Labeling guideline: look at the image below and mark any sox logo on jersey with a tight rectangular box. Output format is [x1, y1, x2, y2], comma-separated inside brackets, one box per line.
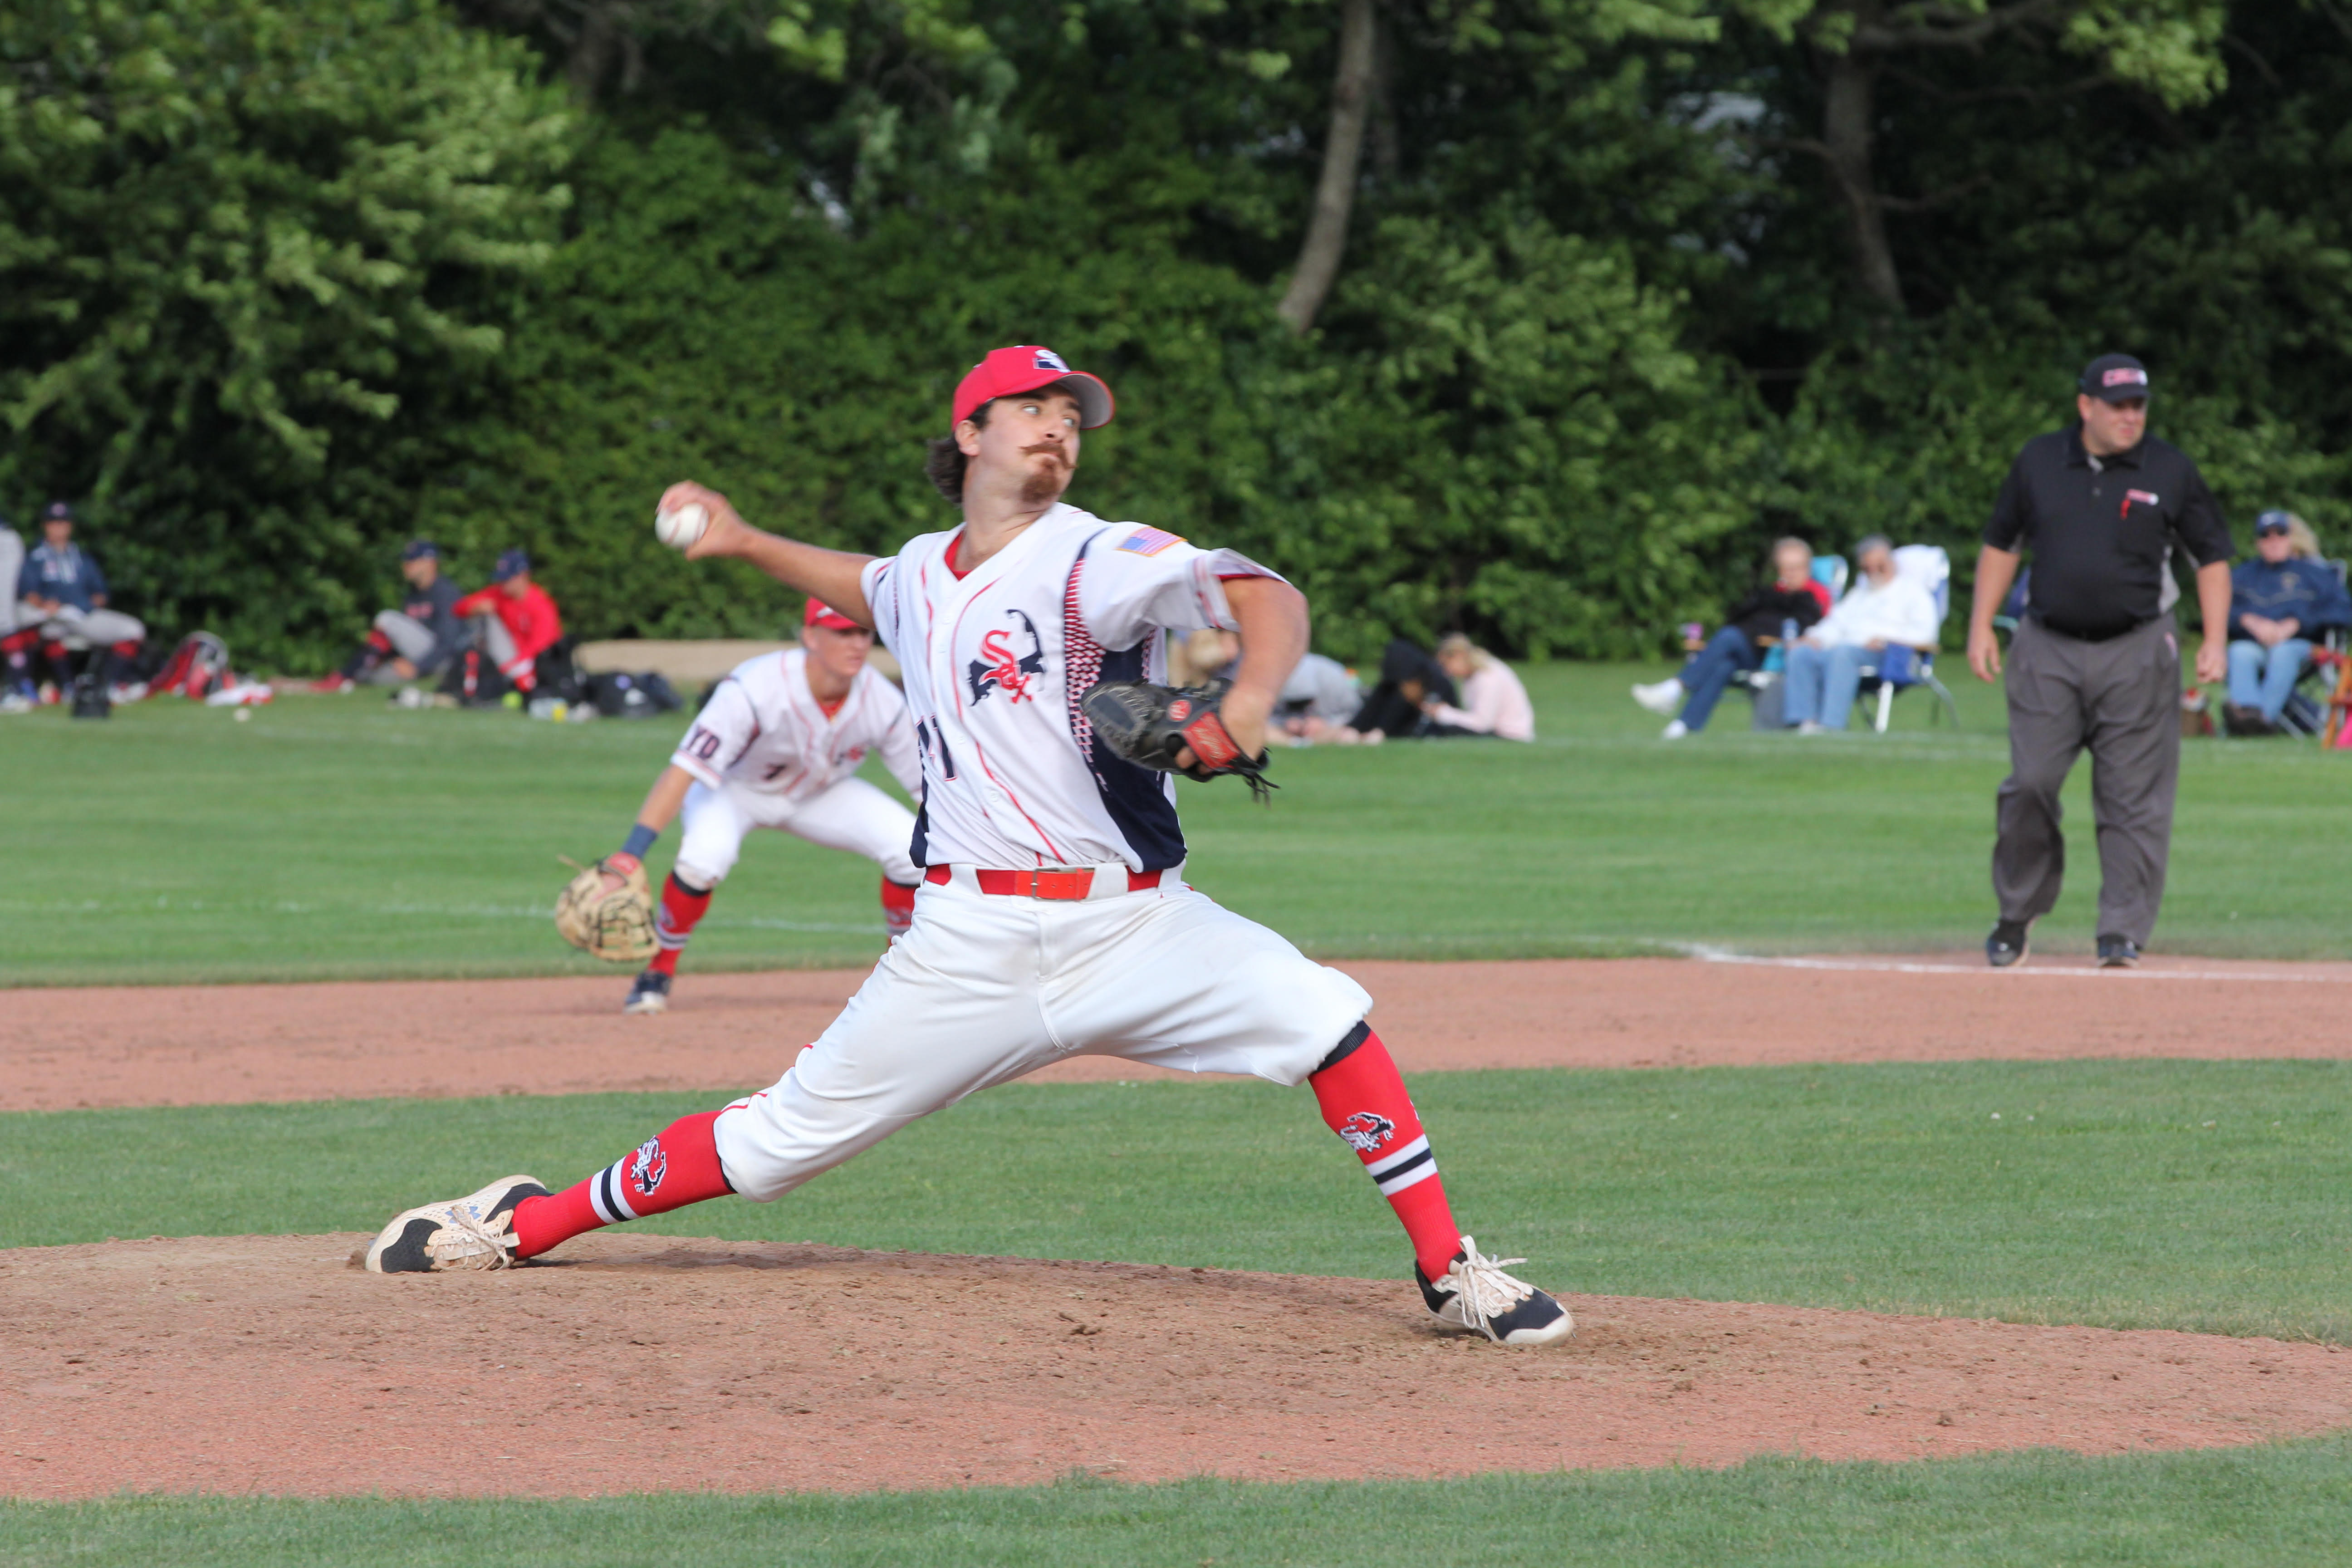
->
[965, 609, 1045, 706]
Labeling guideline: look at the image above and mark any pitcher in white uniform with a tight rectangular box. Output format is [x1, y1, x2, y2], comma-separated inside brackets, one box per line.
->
[606, 597, 921, 1015]
[364, 346, 1573, 1347]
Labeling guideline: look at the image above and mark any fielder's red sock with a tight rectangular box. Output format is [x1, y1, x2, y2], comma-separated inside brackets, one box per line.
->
[1309, 1024, 1461, 1279]
[881, 876, 917, 940]
[648, 872, 713, 977]
[510, 1109, 735, 1259]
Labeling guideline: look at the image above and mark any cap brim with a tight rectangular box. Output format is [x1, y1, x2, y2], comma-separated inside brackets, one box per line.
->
[2087, 387, 2150, 403]
[1046, 372, 1114, 429]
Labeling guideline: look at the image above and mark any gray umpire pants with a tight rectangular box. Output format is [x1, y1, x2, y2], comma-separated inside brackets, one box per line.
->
[1993, 613, 2180, 946]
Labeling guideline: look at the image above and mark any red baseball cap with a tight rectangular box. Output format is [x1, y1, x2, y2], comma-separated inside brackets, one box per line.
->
[804, 598, 860, 631]
[951, 345, 1114, 431]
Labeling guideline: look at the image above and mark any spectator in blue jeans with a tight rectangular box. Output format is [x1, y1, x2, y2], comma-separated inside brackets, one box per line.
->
[2223, 511, 2350, 734]
[1783, 535, 1940, 733]
[1634, 538, 1830, 738]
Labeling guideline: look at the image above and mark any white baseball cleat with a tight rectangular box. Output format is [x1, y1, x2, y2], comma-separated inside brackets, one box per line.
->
[1415, 1237, 1574, 1345]
[622, 970, 671, 1014]
[1631, 678, 1683, 716]
[364, 1175, 548, 1274]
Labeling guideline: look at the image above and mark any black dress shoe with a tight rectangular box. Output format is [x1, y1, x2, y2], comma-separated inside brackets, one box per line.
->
[2096, 935, 2141, 968]
[1986, 920, 2030, 968]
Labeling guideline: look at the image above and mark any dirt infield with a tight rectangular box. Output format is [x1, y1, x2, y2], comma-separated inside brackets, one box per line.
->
[4, 1232, 2347, 1500]
[9, 953, 2352, 1113]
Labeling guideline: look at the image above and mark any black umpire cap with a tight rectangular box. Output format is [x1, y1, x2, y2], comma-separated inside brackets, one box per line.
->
[2079, 353, 2151, 402]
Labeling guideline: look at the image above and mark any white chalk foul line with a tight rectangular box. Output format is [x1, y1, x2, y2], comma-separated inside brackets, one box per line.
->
[1683, 946, 2352, 985]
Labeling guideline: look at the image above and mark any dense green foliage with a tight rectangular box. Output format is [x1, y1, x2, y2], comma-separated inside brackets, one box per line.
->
[9, 1440, 2352, 1566]
[6, 0, 2350, 663]
[8, 663, 2349, 987]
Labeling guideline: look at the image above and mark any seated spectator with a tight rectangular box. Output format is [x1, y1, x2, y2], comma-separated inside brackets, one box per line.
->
[1633, 537, 1831, 739]
[1324, 639, 1460, 744]
[314, 539, 468, 692]
[2224, 510, 2351, 734]
[9, 502, 147, 702]
[1423, 634, 1534, 740]
[1782, 534, 1940, 733]
[452, 549, 562, 698]
[1178, 627, 1367, 744]
[0, 514, 25, 712]
[1278, 651, 1364, 739]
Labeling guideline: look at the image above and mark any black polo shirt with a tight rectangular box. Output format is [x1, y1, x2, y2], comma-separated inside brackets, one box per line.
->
[1984, 426, 2232, 640]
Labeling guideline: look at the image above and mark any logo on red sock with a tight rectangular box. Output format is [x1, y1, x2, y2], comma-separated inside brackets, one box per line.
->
[627, 1136, 668, 1197]
[1337, 1111, 1396, 1153]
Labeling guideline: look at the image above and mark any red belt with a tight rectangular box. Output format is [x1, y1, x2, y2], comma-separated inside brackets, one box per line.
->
[924, 865, 1162, 900]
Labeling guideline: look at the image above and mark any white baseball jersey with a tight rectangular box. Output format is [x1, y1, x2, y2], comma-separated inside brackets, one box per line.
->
[858, 502, 1280, 872]
[670, 648, 921, 806]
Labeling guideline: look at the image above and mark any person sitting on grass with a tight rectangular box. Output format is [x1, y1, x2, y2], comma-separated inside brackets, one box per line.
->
[1783, 535, 1940, 734]
[1634, 537, 1832, 739]
[2222, 511, 2350, 735]
[1422, 633, 1534, 740]
[312, 539, 467, 693]
[452, 549, 562, 700]
[1311, 639, 1460, 745]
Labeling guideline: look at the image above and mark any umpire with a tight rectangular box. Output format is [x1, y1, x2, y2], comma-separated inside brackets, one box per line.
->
[1965, 353, 2233, 970]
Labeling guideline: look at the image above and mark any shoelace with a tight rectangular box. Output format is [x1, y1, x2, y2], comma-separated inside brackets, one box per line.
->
[432, 1201, 518, 1271]
[1445, 1235, 1536, 1341]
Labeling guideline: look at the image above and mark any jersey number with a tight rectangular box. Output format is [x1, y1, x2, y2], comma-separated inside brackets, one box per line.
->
[683, 725, 723, 762]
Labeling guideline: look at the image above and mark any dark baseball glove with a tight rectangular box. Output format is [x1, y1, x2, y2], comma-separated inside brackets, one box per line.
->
[1080, 678, 1277, 801]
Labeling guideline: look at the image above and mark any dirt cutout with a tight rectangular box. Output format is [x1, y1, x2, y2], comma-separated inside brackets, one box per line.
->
[3, 1234, 2347, 1499]
[10, 954, 2352, 1113]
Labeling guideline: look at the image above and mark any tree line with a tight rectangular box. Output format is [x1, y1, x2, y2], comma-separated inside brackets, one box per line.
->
[5, 0, 2346, 666]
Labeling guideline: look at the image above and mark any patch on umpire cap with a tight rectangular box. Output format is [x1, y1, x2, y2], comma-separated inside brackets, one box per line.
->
[1034, 348, 1070, 372]
[2103, 367, 2149, 389]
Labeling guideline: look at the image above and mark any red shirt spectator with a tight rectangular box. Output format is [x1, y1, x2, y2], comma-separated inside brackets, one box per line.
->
[454, 549, 562, 689]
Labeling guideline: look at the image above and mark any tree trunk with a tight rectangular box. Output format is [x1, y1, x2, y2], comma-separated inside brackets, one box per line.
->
[1819, 45, 1904, 311]
[1276, 0, 1378, 334]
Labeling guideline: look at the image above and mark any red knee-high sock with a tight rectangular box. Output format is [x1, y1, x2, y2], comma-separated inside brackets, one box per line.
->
[1309, 1024, 1461, 1279]
[880, 876, 917, 940]
[648, 872, 713, 976]
[510, 1109, 735, 1259]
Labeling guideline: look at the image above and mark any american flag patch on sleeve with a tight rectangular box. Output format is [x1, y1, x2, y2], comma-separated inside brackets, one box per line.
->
[1117, 526, 1185, 557]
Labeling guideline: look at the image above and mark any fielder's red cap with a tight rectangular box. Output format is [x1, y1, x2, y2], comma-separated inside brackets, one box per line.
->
[804, 598, 860, 631]
[951, 345, 1115, 431]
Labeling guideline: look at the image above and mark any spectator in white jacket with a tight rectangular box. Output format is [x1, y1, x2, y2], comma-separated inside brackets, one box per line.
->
[1783, 536, 1940, 733]
[1426, 634, 1535, 740]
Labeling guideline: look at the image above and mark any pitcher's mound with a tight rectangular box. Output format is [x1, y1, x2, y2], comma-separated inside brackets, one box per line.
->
[4, 1234, 2347, 1499]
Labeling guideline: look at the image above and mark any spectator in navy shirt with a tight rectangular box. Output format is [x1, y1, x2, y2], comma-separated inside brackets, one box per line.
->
[10, 501, 147, 698]
[2223, 511, 2351, 734]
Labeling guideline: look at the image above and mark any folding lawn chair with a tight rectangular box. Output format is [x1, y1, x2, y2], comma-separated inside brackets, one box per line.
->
[2278, 558, 2351, 740]
[1852, 544, 1960, 732]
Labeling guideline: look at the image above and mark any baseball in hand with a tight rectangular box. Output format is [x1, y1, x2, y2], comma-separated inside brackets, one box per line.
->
[654, 501, 709, 551]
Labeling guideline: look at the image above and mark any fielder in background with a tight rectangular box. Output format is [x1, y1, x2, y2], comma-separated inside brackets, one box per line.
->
[365, 342, 1573, 1347]
[608, 597, 922, 1015]
[8, 502, 147, 702]
[312, 539, 467, 692]
[451, 549, 562, 698]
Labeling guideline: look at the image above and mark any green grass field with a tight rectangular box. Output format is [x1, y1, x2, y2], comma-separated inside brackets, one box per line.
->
[7, 1060, 2349, 1340]
[8, 658, 2352, 1564]
[3, 661, 2345, 986]
[8, 1441, 2352, 1567]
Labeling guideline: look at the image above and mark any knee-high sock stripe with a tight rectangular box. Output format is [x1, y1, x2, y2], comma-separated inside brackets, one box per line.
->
[650, 873, 714, 977]
[511, 1109, 735, 1259]
[1308, 1027, 1462, 1279]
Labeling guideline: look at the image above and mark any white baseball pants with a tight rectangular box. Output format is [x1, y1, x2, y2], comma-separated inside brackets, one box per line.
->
[19, 604, 146, 647]
[711, 868, 1373, 1201]
[674, 776, 920, 889]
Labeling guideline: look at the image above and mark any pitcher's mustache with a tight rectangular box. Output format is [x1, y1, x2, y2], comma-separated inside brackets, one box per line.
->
[1020, 441, 1070, 466]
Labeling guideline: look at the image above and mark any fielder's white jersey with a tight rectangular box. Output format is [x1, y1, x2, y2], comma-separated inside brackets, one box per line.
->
[670, 648, 921, 806]
[859, 501, 1279, 872]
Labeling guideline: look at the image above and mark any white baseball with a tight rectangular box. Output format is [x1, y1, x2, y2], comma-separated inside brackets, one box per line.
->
[655, 500, 709, 551]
